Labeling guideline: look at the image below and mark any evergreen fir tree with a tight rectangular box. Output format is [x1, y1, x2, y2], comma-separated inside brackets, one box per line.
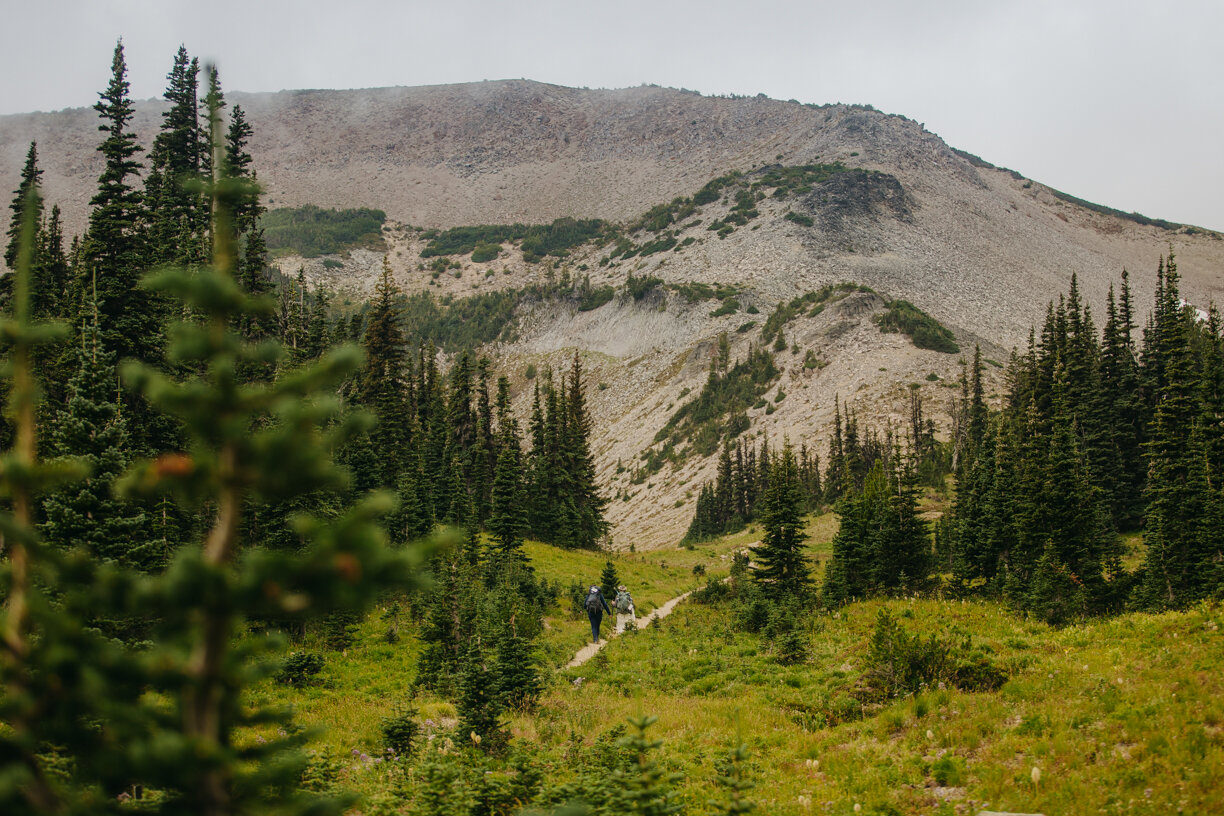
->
[610, 716, 683, 816]
[1139, 256, 1211, 608]
[753, 443, 811, 597]
[600, 560, 620, 601]
[82, 40, 157, 367]
[356, 257, 408, 485]
[488, 420, 528, 564]
[41, 318, 155, 570]
[711, 743, 756, 816]
[563, 352, 609, 548]
[145, 46, 204, 267]
[492, 614, 542, 711]
[4, 141, 43, 271]
[457, 639, 505, 749]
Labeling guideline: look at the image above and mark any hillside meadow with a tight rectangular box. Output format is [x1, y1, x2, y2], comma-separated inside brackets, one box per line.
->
[251, 518, 1222, 816]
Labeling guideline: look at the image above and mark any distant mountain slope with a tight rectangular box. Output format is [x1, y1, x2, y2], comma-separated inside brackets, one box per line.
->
[4, 80, 1223, 546]
[4, 80, 1221, 345]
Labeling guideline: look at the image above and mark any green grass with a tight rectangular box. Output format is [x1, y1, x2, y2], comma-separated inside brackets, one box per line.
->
[547, 596, 1223, 816]
[523, 538, 730, 666]
[255, 521, 1221, 816]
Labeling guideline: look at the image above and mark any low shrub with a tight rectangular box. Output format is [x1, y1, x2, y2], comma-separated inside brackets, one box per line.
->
[578, 285, 615, 311]
[862, 610, 1008, 698]
[380, 709, 420, 757]
[471, 242, 500, 262]
[276, 651, 325, 686]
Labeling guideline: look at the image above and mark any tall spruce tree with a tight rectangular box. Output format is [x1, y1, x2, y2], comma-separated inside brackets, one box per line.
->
[562, 352, 609, 548]
[1139, 256, 1213, 607]
[356, 257, 409, 485]
[145, 46, 204, 267]
[4, 142, 43, 271]
[82, 40, 158, 367]
[41, 318, 156, 570]
[753, 443, 811, 597]
[488, 418, 528, 565]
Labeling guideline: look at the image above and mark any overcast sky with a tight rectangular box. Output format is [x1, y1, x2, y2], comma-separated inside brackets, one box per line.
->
[3, 0, 1222, 230]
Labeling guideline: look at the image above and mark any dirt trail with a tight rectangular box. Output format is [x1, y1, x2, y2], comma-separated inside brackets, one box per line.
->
[565, 590, 695, 669]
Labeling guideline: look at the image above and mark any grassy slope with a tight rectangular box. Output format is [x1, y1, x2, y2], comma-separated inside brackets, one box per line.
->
[267, 519, 1222, 816]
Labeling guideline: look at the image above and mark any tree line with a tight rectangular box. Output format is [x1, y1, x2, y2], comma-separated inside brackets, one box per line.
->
[944, 263, 1224, 620]
[687, 263, 1224, 623]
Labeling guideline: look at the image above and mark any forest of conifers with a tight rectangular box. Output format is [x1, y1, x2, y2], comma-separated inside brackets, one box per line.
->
[0, 42, 612, 814]
[686, 263, 1224, 622]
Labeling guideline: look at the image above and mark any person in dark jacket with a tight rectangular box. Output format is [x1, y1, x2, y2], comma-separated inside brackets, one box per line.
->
[584, 585, 612, 643]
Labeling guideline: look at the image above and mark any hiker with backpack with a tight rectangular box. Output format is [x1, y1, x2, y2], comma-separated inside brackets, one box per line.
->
[614, 584, 636, 634]
[584, 585, 612, 643]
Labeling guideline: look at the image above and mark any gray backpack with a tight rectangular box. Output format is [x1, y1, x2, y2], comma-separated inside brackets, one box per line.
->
[615, 590, 632, 613]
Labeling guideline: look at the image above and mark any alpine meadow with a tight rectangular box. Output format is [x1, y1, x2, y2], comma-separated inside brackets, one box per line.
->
[2, 40, 1224, 816]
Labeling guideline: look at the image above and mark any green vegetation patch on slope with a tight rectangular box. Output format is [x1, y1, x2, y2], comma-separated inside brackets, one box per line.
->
[875, 298, 960, 353]
[649, 345, 779, 464]
[421, 217, 606, 260]
[754, 162, 848, 197]
[669, 281, 739, 303]
[1048, 187, 1183, 231]
[760, 283, 867, 344]
[262, 204, 386, 257]
[400, 289, 524, 351]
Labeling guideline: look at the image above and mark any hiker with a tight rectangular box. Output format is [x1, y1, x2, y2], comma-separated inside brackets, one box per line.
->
[614, 584, 636, 633]
[584, 585, 612, 643]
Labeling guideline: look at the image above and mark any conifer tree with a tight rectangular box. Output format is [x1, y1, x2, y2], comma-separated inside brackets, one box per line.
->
[41, 317, 156, 570]
[1138, 256, 1211, 608]
[4, 141, 42, 271]
[145, 46, 204, 267]
[711, 743, 756, 816]
[754, 443, 811, 597]
[600, 559, 620, 601]
[83, 40, 157, 366]
[492, 613, 543, 711]
[356, 258, 408, 484]
[457, 637, 504, 749]
[305, 284, 331, 359]
[34, 205, 70, 322]
[610, 716, 683, 816]
[488, 420, 528, 564]
[563, 352, 609, 548]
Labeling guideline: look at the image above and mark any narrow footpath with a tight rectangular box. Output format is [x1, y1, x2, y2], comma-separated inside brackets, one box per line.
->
[564, 589, 695, 669]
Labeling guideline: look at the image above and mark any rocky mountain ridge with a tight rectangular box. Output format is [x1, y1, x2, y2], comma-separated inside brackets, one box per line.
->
[3, 80, 1223, 546]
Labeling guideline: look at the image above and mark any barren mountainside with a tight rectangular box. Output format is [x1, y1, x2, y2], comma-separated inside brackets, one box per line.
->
[3, 80, 1223, 546]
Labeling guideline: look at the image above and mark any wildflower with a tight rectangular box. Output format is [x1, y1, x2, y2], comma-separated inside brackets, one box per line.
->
[471, 731, 482, 745]
[1031, 766, 1041, 787]
[926, 729, 934, 740]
